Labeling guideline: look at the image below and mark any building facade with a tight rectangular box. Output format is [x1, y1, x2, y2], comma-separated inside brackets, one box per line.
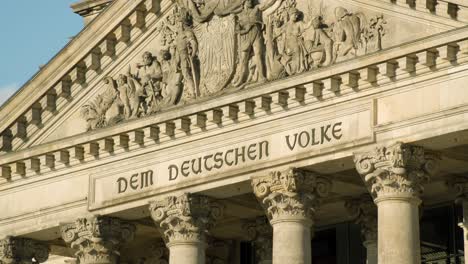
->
[1, 0, 468, 263]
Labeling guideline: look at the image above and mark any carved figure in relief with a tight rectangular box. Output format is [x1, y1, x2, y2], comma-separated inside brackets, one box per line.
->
[173, 12, 199, 101]
[133, 51, 164, 113]
[82, 1, 389, 131]
[280, 7, 314, 75]
[159, 48, 184, 106]
[362, 15, 386, 54]
[331, 7, 367, 62]
[305, 16, 333, 68]
[232, 0, 267, 87]
[81, 78, 123, 131]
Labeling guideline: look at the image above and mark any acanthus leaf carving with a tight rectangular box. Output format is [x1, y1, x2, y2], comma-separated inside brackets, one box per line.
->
[83, 0, 388, 130]
[252, 167, 332, 222]
[60, 216, 136, 264]
[149, 193, 224, 244]
[242, 216, 272, 263]
[354, 142, 440, 198]
[345, 195, 377, 242]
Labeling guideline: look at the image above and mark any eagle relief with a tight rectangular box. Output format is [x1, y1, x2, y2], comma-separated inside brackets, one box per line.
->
[82, 0, 387, 131]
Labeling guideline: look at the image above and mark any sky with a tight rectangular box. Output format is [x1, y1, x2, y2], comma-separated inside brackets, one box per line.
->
[0, 1, 83, 106]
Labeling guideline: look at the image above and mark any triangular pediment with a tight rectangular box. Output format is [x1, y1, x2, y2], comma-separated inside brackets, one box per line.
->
[0, 0, 467, 154]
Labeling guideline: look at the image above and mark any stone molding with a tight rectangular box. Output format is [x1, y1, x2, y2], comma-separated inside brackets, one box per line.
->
[354, 142, 440, 199]
[149, 194, 224, 244]
[345, 195, 377, 242]
[0, 237, 49, 264]
[252, 167, 332, 223]
[1, 25, 468, 182]
[243, 217, 272, 263]
[60, 216, 136, 264]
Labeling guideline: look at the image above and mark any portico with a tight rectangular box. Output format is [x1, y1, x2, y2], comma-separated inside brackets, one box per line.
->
[2, 0, 468, 263]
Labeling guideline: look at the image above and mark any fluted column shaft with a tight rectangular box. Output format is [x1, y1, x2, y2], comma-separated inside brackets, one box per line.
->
[252, 168, 332, 264]
[354, 142, 439, 264]
[149, 193, 223, 264]
[60, 216, 136, 264]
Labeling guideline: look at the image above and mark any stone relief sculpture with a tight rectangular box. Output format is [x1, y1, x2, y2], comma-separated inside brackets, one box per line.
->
[83, 0, 388, 130]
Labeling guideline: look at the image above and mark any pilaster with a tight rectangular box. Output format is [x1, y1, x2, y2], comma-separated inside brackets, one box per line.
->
[60, 216, 136, 264]
[0, 237, 49, 264]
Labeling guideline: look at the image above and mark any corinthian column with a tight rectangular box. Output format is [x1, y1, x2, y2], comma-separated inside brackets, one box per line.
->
[448, 177, 468, 262]
[60, 216, 136, 264]
[252, 168, 332, 264]
[354, 142, 439, 264]
[0, 237, 49, 264]
[345, 195, 378, 264]
[149, 193, 224, 264]
[243, 216, 273, 264]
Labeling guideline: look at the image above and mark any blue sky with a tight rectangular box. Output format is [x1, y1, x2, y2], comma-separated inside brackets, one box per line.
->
[0, 1, 82, 106]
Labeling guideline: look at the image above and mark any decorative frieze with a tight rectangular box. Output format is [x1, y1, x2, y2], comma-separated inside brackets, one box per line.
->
[60, 216, 136, 264]
[252, 167, 332, 222]
[0, 237, 49, 264]
[149, 194, 224, 244]
[81, 0, 389, 131]
[354, 142, 440, 198]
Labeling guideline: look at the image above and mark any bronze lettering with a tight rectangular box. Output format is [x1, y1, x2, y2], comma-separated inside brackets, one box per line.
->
[117, 177, 128, 194]
[247, 144, 257, 160]
[169, 165, 179, 181]
[130, 173, 139, 190]
[181, 161, 190, 177]
[204, 154, 213, 171]
[225, 149, 234, 166]
[213, 152, 223, 169]
[332, 122, 343, 140]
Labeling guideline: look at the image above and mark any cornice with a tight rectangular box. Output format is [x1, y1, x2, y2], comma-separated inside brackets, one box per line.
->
[1, 25, 468, 181]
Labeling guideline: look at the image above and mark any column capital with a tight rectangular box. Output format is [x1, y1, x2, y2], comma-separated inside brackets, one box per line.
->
[0, 237, 49, 264]
[354, 142, 440, 199]
[149, 193, 224, 244]
[143, 241, 168, 264]
[447, 176, 468, 203]
[251, 167, 332, 224]
[243, 217, 272, 263]
[60, 215, 136, 264]
[345, 195, 377, 242]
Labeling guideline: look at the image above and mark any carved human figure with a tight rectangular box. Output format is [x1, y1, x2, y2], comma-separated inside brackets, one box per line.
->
[231, 0, 271, 87]
[305, 16, 333, 68]
[280, 7, 314, 76]
[133, 51, 164, 113]
[331, 7, 367, 62]
[173, 12, 199, 102]
[116, 74, 146, 119]
[159, 48, 183, 106]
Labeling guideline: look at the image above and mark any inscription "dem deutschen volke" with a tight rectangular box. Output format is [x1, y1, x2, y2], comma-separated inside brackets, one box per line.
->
[115, 121, 344, 194]
[168, 141, 270, 181]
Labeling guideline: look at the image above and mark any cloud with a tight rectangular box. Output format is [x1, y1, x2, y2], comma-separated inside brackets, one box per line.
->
[0, 83, 19, 107]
